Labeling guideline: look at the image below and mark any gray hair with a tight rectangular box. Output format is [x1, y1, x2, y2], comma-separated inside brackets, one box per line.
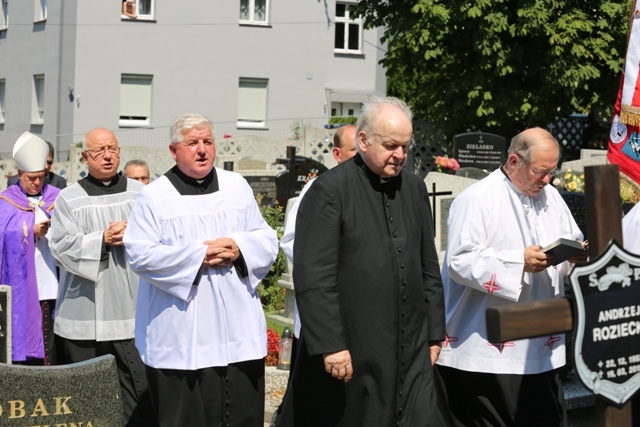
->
[124, 159, 148, 171]
[356, 96, 413, 138]
[355, 97, 413, 155]
[508, 127, 560, 164]
[170, 113, 214, 144]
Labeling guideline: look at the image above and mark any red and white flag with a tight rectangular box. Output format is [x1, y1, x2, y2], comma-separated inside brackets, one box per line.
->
[608, 0, 640, 184]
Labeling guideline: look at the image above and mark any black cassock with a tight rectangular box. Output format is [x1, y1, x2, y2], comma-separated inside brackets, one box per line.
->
[277, 154, 447, 427]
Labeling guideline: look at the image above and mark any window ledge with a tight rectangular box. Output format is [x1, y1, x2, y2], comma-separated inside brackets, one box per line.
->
[334, 51, 365, 58]
[239, 22, 272, 28]
[119, 119, 151, 128]
[237, 123, 269, 130]
[121, 16, 156, 23]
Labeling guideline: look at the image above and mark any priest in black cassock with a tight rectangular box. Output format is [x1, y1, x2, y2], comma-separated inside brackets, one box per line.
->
[276, 97, 448, 427]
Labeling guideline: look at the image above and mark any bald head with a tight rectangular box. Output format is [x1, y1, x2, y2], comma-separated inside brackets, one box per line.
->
[504, 127, 560, 197]
[332, 124, 357, 163]
[82, 128, 121, 181]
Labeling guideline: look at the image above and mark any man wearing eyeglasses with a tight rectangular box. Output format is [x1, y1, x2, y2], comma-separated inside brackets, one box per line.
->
[436, 127, 585, 427]
[48, 128, 151, 427]
[7, 140, 67, 190]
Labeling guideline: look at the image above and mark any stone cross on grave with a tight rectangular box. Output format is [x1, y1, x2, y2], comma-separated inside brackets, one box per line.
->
[486, 164, 638, 426]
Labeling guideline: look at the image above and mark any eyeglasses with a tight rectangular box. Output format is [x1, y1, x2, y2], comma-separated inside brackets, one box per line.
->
[529, 166, 558, 179]
[84, 146, 120, 159]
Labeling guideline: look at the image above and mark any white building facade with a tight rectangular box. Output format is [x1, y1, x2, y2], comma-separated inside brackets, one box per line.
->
[0, 0, 386, 155]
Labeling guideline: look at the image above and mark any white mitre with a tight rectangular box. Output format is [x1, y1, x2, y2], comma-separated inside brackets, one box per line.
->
[13, 131, 49, 172]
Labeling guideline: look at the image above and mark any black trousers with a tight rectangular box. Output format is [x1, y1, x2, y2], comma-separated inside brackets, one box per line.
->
[436, 365, 567, 427]
[56, 335, 155, 427]
[146, 359, 265, 427]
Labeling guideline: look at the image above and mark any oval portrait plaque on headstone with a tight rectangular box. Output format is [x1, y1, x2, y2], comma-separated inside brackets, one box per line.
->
[570, 241, 640, 406]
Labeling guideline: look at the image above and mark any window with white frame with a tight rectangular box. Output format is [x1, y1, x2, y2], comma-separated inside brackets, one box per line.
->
[0, 79, 6, 123]
[0, 0, 8, 30]
[119, 74, 152, 127]
[239, 0, 268, 25]
[34, 0, 47, 22]
[334, 2, 363, 54]
[32, 74, 45, 124]
[331, 102, 361, 118]
[121, 0, 154, 20]
[237, 78, 268, 128]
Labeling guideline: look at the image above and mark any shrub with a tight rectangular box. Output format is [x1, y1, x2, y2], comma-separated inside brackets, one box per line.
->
[258, 203, 287, 312]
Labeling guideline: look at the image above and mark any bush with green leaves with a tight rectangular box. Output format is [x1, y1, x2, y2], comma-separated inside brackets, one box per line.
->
[258, 203, 287, 312]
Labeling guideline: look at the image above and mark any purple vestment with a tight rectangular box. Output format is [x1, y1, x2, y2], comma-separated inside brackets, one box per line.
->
[0, 183, 60, 362]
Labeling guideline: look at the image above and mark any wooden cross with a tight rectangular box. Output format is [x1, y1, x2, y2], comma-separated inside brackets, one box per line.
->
[486, 164, 634, 427]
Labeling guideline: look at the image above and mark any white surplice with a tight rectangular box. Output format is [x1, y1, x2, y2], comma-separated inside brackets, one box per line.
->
[29, 195, 58, 301]
[436, 169, 583, 375]
[49, 180, 144, 341]
[279, 178, 315, 338]
[123, 169, 278, 370]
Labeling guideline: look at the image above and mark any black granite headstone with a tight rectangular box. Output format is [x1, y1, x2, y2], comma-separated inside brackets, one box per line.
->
[245, 175, 277, 207]
[0, 285, 10, 364]
[453, 132, 506, 171]
[570, 242, 640, 406]
[275, 156, 328, 207]
[0, 355, 123, 426]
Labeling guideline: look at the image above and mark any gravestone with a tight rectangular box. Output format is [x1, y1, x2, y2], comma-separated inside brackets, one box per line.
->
[570, 242, 640, 406]
[453, 132, 506, 171]
[0, 354, 123, 426]
[455, 167, 490, 180]
[561, 155, 608, 172]
[245, 175, 277, 207]
[424, 172, 482, 261]
[275, 155, 328, 207]
[0, 285, 10, 364]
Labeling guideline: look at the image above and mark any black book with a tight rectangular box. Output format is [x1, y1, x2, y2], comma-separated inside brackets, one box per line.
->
[541, 238, 587, 266]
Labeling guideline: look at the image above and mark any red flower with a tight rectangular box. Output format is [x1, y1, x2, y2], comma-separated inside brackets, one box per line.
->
[265, 328, 280, 366]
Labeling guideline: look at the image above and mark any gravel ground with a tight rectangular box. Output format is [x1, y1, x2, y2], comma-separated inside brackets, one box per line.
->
[264, 366, 289, 426]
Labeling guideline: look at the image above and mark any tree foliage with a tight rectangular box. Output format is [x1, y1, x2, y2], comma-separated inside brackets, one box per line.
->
[352, 0, 632, 140]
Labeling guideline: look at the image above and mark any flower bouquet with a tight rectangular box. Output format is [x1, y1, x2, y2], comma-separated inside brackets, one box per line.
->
[434, 155, 460, 174]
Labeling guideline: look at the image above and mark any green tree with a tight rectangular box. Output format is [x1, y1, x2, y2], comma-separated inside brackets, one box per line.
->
[352, 0, 631, 140]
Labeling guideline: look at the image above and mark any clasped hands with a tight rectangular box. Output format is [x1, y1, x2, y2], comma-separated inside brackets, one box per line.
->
[104, 221, 127, 246]
[203, 237, 240, 268]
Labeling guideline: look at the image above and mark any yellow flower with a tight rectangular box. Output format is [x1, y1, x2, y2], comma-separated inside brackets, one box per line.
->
[568, 182, 577, 191]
